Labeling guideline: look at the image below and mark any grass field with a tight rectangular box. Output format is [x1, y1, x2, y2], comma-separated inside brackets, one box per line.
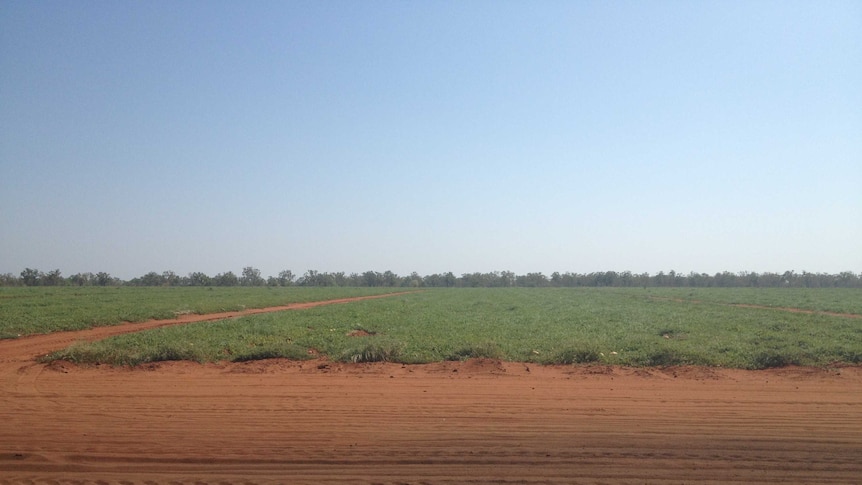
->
[36, 287, 862, 369]
[0, 286, 405, 338]
[642, 287, 862, 314]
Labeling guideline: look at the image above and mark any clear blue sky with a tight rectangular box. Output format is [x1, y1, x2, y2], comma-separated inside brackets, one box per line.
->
[2, 1, 860, 280]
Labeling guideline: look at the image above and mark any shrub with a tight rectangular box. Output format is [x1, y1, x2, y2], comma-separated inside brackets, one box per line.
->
[231, 343, 310, 362]
[446, 341, 503, 361]
[633, 348, 708, 367]
[42, 341, 206, 366]
[340, 339, 404, 363]
[547, 347, 601, 364]
[839, 350, 862, 364]
[749, 351, 800, 370]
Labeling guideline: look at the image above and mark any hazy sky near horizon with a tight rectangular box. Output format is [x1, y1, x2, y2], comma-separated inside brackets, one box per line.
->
[2, 1, 860, 280]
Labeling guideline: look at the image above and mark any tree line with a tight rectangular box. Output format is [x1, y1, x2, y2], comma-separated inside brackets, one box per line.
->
[2, 267, 861, 288]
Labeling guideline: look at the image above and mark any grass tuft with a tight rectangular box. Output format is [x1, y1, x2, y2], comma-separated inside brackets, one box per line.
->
[546, 346, 602, 364]
[340, 339, 404, 363]
[633, 348, 709, 367]
[748, 351, 800, 370]
[446, 341, 504, 361]
[231, 343, 311, 362]
[44, 341, 206, 366]
[838, 350, 862, 364]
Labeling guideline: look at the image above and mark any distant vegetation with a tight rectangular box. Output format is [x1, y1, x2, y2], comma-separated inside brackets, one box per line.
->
[3, 267, 861, 288]
[42, 288, 862, 369]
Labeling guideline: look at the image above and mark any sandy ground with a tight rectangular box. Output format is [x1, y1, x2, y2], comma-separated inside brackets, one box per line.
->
[1, 297, 860, 484]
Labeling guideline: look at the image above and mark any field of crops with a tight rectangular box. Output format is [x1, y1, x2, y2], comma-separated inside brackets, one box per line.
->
[641, 287, 862, 314]
[11, 287, 855, 369]
[0, 286, 405, 338]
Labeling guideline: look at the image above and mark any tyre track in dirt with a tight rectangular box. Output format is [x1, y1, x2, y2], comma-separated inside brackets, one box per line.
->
[1, 360, 860, 484]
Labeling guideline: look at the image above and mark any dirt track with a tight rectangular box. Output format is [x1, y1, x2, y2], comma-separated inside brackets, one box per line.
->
[1, 297, 861, 484]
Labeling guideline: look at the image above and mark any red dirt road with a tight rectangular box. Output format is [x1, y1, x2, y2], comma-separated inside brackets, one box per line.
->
[1, 298, 861, 484]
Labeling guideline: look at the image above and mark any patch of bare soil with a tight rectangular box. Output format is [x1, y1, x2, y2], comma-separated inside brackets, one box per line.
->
[1, 298, 860, 484]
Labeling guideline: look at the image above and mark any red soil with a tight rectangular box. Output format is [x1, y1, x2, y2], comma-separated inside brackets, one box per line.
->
[1, 296, 860, 484]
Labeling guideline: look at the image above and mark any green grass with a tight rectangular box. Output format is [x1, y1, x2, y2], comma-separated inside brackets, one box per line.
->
[641, 287, 862, 314]
[0, 286, 408, 337]
[43, 288, 862, 369]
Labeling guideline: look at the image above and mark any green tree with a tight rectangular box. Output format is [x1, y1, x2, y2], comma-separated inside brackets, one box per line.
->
[240, 267, 265, 286]
[69, 272, 93, 286]
[0, 273, 20, 286]
[213, 271, 238, 286]
[517, 272, 548, 287]
[277, 270, 295, 286]
[187, 272, 212, 286]
[299, 270, 321, 286]
[443, 272, 456, 288]
[408, 272, 423, 288]
[362, 271, 382, 287]
[382, 270, 399, 287]
[138, 272, 164, 286]
[162, 271, 180, 286]
[43, 269, 63, 286]
[20, 268, 43, 286]
[95, 272, 113, 286]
